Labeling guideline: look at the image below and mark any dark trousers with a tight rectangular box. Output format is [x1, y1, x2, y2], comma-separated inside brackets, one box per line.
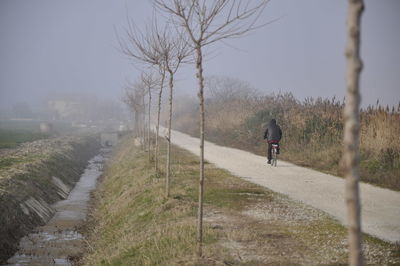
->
[267, 142, 279, 161]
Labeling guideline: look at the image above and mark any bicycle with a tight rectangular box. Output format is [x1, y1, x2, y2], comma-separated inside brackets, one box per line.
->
[271, 143, 279, 167]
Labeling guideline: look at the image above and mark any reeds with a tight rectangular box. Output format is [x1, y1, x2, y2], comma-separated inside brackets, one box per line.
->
[174, 92, 400, 190]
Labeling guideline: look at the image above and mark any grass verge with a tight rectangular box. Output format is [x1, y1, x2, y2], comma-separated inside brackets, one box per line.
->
[81, 135, 400, 265]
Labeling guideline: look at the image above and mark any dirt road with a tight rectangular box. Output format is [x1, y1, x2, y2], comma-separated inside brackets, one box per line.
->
[161, 127, 400, 243]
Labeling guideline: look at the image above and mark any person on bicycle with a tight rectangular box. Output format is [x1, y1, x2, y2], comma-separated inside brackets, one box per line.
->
[263, 119, 282, 164]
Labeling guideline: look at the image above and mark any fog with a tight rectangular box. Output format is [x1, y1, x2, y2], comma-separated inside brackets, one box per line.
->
[0, 0, 399, 120]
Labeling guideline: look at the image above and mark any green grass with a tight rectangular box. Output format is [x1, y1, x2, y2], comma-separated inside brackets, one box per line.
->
[0, 155, 38, 169]
[0, 120, 75, 148]
[0, 129, 48, 148]
[0, 120, 48, 148]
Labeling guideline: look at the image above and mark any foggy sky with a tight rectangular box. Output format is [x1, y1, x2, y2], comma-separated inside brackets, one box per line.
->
[0, 0, 399, 110]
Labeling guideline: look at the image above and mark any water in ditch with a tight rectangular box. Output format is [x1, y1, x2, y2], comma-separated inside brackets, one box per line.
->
[6, 149, 110, 266]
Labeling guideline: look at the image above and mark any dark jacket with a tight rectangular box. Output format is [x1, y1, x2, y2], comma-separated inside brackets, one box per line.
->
[263, 119, 282, 142]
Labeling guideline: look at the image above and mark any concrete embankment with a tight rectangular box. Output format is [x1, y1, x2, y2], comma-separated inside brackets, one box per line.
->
[0, 135, 100, 263]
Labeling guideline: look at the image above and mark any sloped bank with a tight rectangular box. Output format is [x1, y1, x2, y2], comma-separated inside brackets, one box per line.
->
[0, 135, 101, 263]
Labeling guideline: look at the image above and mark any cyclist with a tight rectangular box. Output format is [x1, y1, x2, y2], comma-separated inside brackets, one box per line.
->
[263, 119, 282, 164]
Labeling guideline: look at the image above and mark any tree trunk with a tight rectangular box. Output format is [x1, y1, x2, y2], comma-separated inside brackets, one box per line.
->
[134, 111, 139, 138]
[155, 71, 165, 172]
[165, 71, 174, 197]
[195, 45, 205, 257]
[344, 0, 364, 265]
[148, 89, 152, 162]
[142, 95, 146, 151]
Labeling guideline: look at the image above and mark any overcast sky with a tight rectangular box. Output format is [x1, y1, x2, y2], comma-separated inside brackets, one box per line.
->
[0, 0, 399, 109]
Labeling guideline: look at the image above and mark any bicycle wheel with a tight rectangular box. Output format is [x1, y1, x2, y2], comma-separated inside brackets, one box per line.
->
[271, 147, 277, 167]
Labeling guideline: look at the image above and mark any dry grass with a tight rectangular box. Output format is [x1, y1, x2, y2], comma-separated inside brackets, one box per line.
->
[80, 137, 229, 265]
[173, 92, 400, 190]
[80, 135, 399, 265]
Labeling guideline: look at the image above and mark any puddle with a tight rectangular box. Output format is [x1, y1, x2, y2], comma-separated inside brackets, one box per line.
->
[6, 149, 111, 266]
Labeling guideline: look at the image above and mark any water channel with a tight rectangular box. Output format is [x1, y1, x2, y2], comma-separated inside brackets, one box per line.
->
[6, 149, 110, 266]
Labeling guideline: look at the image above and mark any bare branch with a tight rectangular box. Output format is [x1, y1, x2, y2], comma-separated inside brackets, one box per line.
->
[141, 71, 161, 92]
[154, 0, 270, 46]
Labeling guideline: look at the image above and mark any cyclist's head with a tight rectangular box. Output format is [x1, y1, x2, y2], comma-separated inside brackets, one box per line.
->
[270, 119, 276, 125]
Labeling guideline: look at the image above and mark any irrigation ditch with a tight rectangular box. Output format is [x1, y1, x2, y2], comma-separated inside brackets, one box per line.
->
[0, 134, 103, 264]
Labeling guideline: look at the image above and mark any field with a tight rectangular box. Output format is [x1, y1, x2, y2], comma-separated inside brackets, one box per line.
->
[172, 85, 400, 191]
[80, 136, 399, 265]
[0, 120, 48, 148]
[0, 120, 73, 149]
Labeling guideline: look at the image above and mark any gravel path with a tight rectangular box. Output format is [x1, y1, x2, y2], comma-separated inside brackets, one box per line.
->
[161, 127, 400, 243]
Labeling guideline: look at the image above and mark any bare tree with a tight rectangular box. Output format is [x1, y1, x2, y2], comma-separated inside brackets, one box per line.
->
[119, 19, 164, 152]
[206, 75, 259, 102]
[119, 17, 190, 196]
[123, 81, 147, 148]
[157, 30, 191, 197]
[154, 0, 269, 256]
[141, 72, 160, 161]
[119, 22, 160, 152]
[205, 75, 260, 130]
[119, 22, 166, 171]
[343, 0, 364, 265]
[155, 67, 166, 172]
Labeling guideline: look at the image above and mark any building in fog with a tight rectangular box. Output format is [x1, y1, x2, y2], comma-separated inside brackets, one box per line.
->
[48, 100, 84, 120]
[46, 93, 126, 125]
